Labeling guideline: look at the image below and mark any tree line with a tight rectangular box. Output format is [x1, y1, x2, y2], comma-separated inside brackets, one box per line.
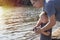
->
[0, 0, 32, 6]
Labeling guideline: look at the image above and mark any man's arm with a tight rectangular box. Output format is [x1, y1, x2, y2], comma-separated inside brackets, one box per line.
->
[30, 0, 43, 8]
[41, 14, 56, 31]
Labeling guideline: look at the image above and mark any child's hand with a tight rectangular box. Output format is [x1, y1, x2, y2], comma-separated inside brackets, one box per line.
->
[33, 27, 50, 36]
[33, 26, 41, 31]
[33, 27, 37, 31]
[33, 27, 41, 34]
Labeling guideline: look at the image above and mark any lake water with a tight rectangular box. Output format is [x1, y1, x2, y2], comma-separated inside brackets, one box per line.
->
[0, 7, 60, 40]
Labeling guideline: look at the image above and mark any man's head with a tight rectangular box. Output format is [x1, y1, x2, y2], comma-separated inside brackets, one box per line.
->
[30, 0, 43, 8]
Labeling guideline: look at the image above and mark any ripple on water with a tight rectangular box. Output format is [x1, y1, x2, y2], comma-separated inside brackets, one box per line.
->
[0, 7, 60, 40]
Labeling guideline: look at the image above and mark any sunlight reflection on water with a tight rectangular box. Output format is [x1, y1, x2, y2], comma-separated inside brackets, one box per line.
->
[0, 7, 40, 40]
[0, 6, 6, 30]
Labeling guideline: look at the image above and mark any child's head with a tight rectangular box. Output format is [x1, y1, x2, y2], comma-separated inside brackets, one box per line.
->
[40, 12, 48, 23]
[30, 0, 43, 8]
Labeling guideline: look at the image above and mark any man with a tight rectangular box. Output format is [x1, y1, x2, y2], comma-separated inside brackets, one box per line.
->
[30, 0, 60, 40]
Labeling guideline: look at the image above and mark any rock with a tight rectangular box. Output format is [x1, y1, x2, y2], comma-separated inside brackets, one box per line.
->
[52, 27, 60, 39]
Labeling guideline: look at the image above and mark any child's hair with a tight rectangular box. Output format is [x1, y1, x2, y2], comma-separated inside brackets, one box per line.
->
[39, 11, 48, 23]
[39, 11, 47, 17]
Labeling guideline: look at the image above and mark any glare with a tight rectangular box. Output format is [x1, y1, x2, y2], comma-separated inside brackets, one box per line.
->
[0, 7, 4, 22]
[0, 7, 5, 29]
[46, 0, 49, 3]
[0, 7, 4, 16]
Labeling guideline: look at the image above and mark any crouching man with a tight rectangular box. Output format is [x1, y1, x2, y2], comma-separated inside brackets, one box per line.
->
[30, 0, 56, 40]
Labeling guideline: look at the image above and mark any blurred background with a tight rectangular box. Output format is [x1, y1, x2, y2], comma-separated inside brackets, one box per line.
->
[0, 0, 60, 40]
[0, 0, 32, 6]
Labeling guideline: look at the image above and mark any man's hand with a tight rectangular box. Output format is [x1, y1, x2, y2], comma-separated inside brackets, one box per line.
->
[30, 0, 43, 8]
[33, 27, 50, 36]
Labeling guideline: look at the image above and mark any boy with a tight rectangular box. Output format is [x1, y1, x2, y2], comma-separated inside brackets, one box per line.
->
[33, 12, 50, 36]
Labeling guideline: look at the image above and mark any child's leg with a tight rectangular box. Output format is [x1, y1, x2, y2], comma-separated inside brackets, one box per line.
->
[41, 31, 50, 36]
[40, 29, 52, 40]
[40, 23, 52, 40]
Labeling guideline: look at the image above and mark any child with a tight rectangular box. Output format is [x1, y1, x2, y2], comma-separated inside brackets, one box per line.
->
[33, 12, 50, 36]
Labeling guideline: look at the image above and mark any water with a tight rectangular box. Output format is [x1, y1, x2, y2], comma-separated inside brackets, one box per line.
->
[0, 7, 60, 40]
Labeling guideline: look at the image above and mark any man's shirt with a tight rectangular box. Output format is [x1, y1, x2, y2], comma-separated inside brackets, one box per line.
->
[43, 0, 60, 21]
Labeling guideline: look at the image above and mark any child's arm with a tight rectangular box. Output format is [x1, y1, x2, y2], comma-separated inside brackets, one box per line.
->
[35, 17, 42, 27]
[41, 31, 50, 36]
[35, 11, 46, 27]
